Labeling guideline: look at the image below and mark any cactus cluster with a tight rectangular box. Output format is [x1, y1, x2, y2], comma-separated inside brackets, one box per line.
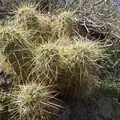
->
[14, 3, 52, 46]
[10, 83, 60, 120]
[33, 41, 103, 98]
[0, 2, 105, 120]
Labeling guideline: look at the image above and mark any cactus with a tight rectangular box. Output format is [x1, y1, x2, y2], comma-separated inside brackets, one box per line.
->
[33, 40, 104, 99]
[4, 39, 33, 82]
[14, 3, 52, 46]
[10, 83, 60, 120]
[52, 11, 73, 40]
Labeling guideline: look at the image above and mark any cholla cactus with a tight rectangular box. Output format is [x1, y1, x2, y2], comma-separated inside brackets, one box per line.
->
[15, 4, 38, 29]
[10, 83, 60, 120]
[14, 3, 52, 46]
[52, 11, 73, 40]
[33, 40, 104, 98]
[33, 43, 61, 84]
[0, 26, 33, 83]
[59, 40, 103, 97]
[4, 40, 33, 82]
[0, 24, 15, 50]
[0, 22, 33, 82]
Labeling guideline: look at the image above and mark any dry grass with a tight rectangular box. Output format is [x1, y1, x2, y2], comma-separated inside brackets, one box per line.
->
[10, 82, 61, 120]
[32, 40, 104, 98]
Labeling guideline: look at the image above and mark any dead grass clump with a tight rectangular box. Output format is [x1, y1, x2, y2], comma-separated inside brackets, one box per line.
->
[14, 3, 52, 45]
[33, 40, 103, 98]
[10, 83, 60, 120]
[52, 11, 73, 40]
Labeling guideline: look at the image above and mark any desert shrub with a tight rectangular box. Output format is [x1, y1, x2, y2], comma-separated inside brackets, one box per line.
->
[100, 80, 120, 100]
[100, 51, 120, 81]
[33, 40, 104, 99]
[98, 35, 120, 82]
[74, 0, 120, 82]
[10, 82, 61, 120]
[14, 3, 52, 46]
